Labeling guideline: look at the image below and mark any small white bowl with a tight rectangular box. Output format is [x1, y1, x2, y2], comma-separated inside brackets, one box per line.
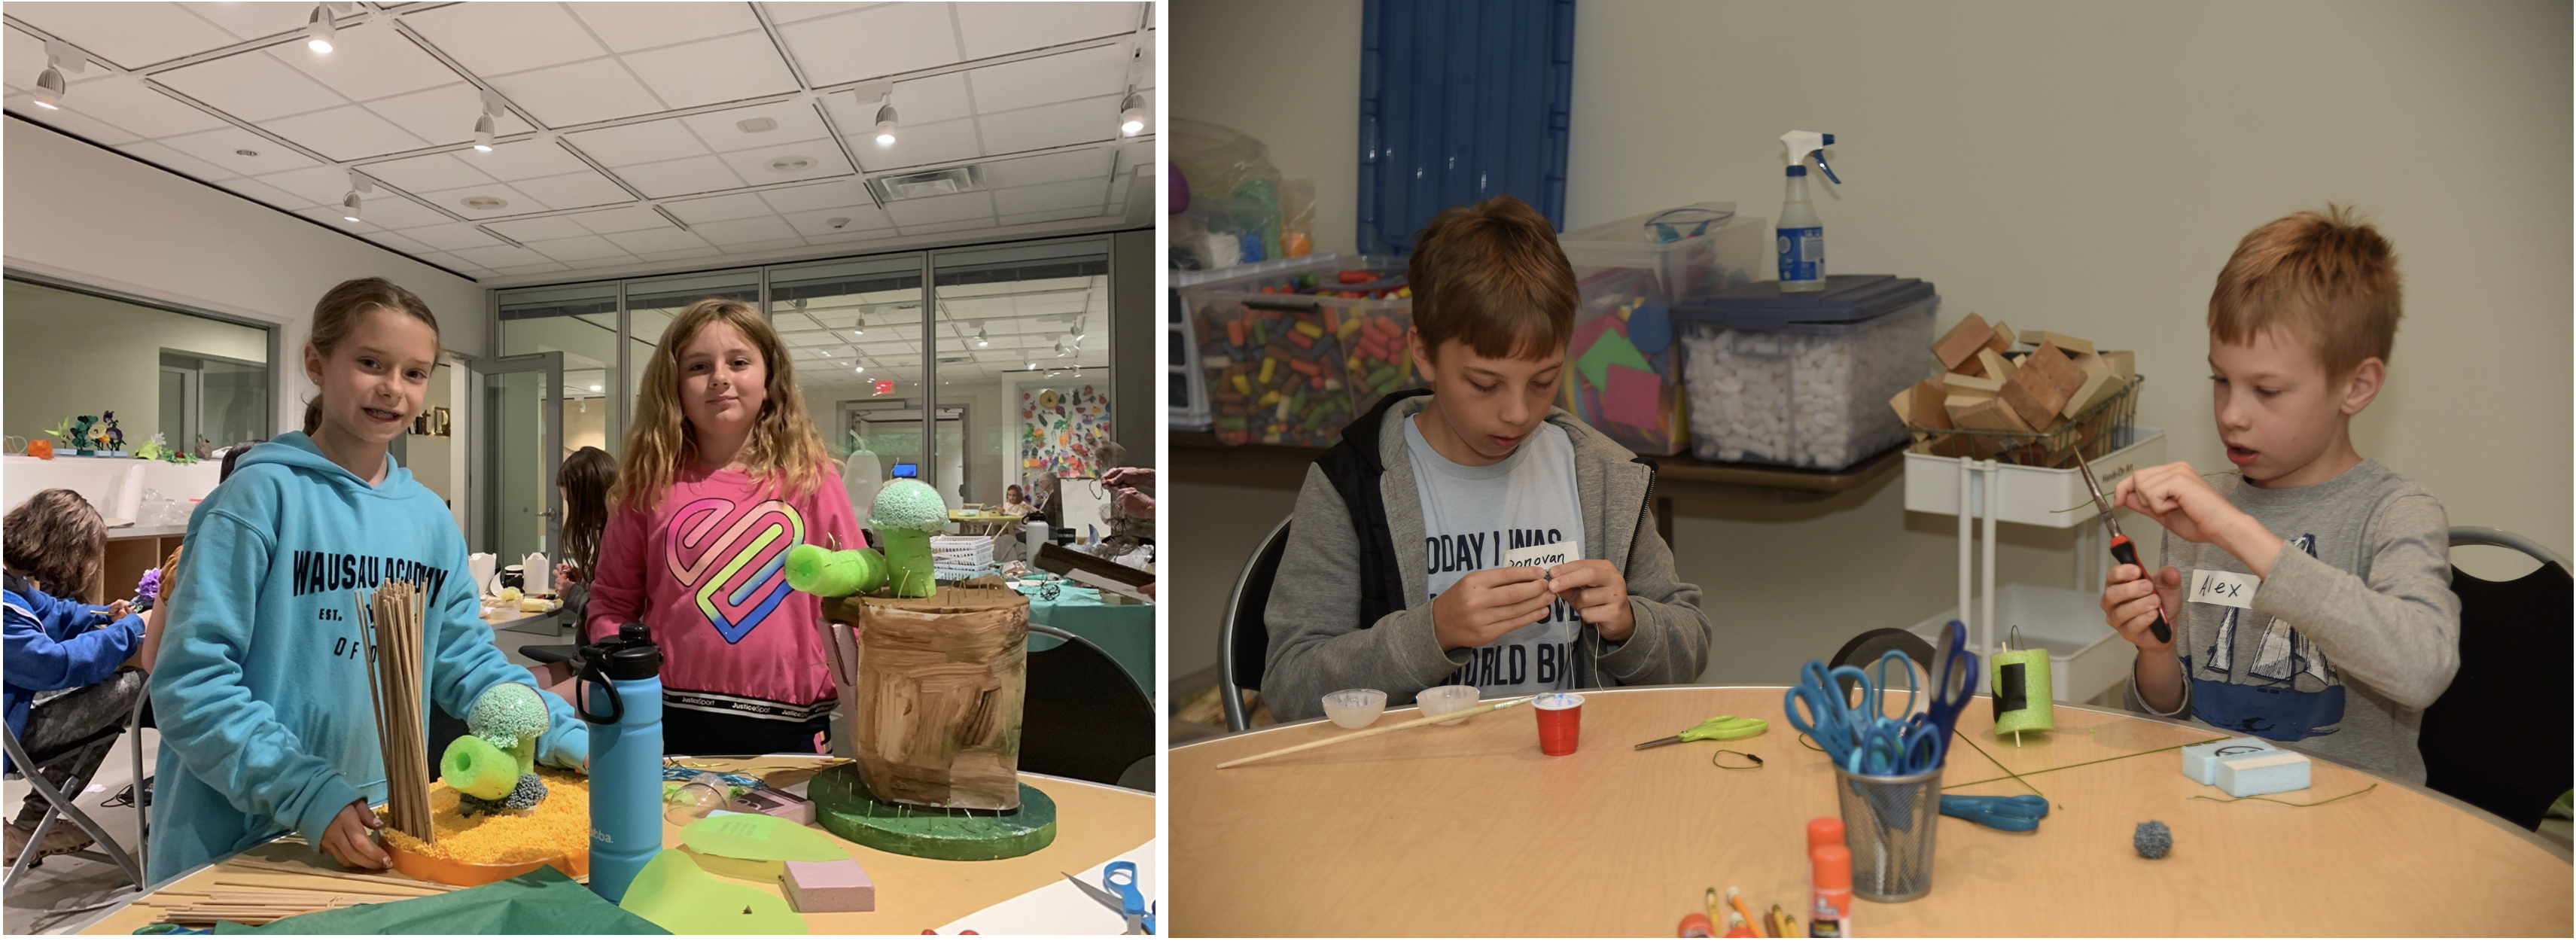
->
[1320, 689, 1388, 729]
[1416, 685, 1482, 725]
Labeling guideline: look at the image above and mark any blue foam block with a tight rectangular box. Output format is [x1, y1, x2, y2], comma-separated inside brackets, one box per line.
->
[2215, 750, 2311, 797]
[2182, 737, 2277, 784]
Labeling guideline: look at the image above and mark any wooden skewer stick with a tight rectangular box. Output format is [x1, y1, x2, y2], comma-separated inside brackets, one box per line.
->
[1215, 696, 1541, 769]
[210, 876, 442, 897]
[221, 857, 443, 889]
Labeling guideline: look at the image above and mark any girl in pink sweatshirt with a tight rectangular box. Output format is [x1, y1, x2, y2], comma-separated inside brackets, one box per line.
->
[587, 299, 860, 755]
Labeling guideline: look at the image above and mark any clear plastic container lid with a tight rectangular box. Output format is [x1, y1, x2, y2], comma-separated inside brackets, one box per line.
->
[1673, 276, 1937, 330]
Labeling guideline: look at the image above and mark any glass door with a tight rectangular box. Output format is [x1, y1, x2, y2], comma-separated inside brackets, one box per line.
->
[471, 352, 564, 562]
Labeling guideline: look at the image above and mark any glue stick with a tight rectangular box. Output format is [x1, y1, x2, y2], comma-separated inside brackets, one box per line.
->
[1810, 843, 1851, 937]
[1807, 816, 1844, 854]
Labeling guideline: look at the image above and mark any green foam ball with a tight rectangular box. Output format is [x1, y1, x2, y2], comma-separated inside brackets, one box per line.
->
[784, 543, 887, 598]
[440, 735, 517, 801]
[869, 479, 948, 533]
[468, 683, 549, 741]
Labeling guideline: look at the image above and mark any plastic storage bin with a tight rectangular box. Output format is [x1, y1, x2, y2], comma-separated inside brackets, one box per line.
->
[1556, 204, 1767, 455]
[1183, 254, 1417, 446]
[1671, 276, 1938, 470]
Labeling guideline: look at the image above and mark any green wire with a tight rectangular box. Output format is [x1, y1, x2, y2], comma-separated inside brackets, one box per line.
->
[1953, 731, 2046, 797]
[1941, 736, 2231, 790]
[2192, 782, 2379, 808]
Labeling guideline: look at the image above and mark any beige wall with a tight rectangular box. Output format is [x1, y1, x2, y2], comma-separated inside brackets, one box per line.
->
[1167, 0, 2572, 687]
[1169, 0, 1364, 258]
[5, 280, 270, 449]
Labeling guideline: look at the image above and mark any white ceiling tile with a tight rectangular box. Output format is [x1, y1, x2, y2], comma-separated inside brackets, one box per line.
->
[1000, 207, 1102, 226]
[470, 139, 596, 181]
[885, 72, 971, 126]
[154, 49, 346, 123]
[992, 178, 1105, 215]
[295, 205, 378, 232]
[964, 43, 1125, 114]
[760, 2, 879, 25]
[410, 250, 470, 270]
[175, 2, 315, 42]
[358, 153, 495, 194]
[563, 119, 710, 167]
[782, 205, 894, 237]
[59, 76, 231, 137]
[4, 93, 142, 145]
[524, 235, 635, 262]
[955, 2, 1137, 59]
[403, 2, 607, 77]
[900, 217, 997, 236]
[799, 228, 894, 246]
[452, 244, 553, 268]
[885, 190, 991, 227]
[1, 26, 39, 93]
[116, 140, 236, 181]
[273, 20, 459, 102]
[638, 246, 724, 262]
[571, 2, 766, 53]
[681, 100, 831, 154]
[849, 117, 979, 172]
[214, 175, 313, 209]
[620, 32, 798, 110]
[399, 222, 505, 250]
[257, 104, 428, 160]
[560, 257, 638, 270]
[690, 215, 800, 245]
[780, 2, 959, 86]
[610, 154, 744, 199]
[978, 148, 1112, 189]
[160, 125, 322, 179]
[564, 205, 674, 234]
[490, 57, 667, 127]
[976, 94, 1116, 154]
[604, 227, 712, 254]
[255, 164, 358, 203]
[758, 181, 870, 213]
[717, 138, 851, 185]
[361, 230, 437, 255]
[486, 216, 594, 242]
[663, 192, 775, 224]
[507, 169, 633, 210]
[8, 2, 240, 70]
[360, 82, 536, 148]
[349, 193, 455, 230]
[495, 263, 573, 276]
[419, 181, 547, 218]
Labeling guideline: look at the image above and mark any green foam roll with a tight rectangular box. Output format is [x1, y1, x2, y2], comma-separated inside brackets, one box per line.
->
[440, 735, 517, 800]
[784, 544, 887, 598]
[1990, 648, 2055, 735]
[808, 763, 1056, 861]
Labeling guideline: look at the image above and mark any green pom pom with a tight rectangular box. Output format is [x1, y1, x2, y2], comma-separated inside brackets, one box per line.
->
[440, 735, 516, 801]
[870, 479, 948, 533]
[786, 543, 887, 597]
[467, 683, 548, 742]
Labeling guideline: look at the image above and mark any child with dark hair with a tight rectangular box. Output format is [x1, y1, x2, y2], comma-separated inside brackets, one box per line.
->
[2, 488, 149, 863]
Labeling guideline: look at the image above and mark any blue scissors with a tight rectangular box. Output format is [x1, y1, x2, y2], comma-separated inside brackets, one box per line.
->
[1938, 793, 2048, 832]
[1785, 662, 1874, 763]
[1064, 861, 1152, 934]
[1902, 621, 1978, 772]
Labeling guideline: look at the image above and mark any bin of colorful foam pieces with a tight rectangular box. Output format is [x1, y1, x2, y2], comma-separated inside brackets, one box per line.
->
[1555, 203, 1768, 455]
[1183, 254, 1418, 446]
[1670, 276, 1939, 470]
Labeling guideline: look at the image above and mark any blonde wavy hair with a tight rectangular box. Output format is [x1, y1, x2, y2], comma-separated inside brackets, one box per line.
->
[611, 298, 834, 511]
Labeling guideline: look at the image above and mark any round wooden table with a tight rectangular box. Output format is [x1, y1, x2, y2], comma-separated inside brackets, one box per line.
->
[77, 756, 1155, 934]
[1170, 686, 2571, 936]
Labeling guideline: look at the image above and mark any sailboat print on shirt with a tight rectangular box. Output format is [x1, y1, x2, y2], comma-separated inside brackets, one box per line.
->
[2244, 534, 2332, 686]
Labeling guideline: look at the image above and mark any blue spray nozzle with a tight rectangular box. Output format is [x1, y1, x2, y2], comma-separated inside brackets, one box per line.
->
[1780, 130, 1843, 184]
[1813, 155, 1842, 185]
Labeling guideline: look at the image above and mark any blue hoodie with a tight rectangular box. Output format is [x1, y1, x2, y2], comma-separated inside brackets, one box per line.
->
[3, 569, 145, 769]
[148, 433, 589, 884]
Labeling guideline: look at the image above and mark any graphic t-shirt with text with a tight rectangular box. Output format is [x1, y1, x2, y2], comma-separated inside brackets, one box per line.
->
[1404, 416, 1588, 698]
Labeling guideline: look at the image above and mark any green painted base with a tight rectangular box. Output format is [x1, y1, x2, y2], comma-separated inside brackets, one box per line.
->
[808, 764, 1057, 860]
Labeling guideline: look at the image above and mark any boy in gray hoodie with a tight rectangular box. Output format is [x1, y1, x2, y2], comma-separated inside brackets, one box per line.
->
[2103, 206, 2459, 783]
[1262, 196, 1710, 722]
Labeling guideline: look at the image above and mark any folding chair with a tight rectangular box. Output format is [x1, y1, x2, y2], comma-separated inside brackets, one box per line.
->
[3, 718, 143, 891]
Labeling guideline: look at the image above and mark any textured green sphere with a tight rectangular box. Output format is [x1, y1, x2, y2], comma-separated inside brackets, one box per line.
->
[870, 479, 948, 533]
[467, 682, 549, 742]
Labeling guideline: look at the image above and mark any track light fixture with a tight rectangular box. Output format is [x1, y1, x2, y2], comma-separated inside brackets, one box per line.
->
[1119, 92, 1145, 136]
[307, 5, 336, 53]
[340, 171, 373, 223]
[32, 59, 64, 110]
[471, 90, 504, 153]
[873, 102, 898, 148]
[975, 323, 990, 348]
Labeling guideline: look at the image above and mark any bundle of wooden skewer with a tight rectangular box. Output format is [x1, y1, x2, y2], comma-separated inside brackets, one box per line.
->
[155, 860, 447, 924]
[357, 579, 434, 845]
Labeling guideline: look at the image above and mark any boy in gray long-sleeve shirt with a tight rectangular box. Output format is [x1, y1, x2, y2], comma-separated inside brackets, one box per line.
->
[2103, 206, 2458, 783]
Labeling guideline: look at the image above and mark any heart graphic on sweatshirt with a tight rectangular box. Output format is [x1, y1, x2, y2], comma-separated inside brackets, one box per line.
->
[665, 497, 806, 644]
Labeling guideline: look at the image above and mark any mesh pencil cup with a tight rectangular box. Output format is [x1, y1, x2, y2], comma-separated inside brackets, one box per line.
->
[1832, 763, 1942, 903]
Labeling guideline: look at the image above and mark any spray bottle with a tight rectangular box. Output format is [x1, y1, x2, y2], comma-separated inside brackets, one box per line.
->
[1777, 130, 1841, 293]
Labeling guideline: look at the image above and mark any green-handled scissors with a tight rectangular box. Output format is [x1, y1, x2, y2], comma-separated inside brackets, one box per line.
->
[1634, 714, 1769, 750]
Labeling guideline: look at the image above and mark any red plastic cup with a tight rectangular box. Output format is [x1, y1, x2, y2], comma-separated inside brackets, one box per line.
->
[1533, 692, 1585, 756]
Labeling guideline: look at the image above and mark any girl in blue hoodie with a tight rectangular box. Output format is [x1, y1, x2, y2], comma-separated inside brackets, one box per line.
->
[149, 279, 590, 883]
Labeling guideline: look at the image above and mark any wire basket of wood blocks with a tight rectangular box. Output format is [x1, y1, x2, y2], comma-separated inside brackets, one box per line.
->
[1888, 317, 2142, 469]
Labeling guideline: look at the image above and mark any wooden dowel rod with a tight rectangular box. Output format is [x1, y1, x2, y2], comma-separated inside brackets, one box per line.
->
[222, 857, 441, 888]
[211, 876, 440, 897]
[1215, 696, 1541, 769]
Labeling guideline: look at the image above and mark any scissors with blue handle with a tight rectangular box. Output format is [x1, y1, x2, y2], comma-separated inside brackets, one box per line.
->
[1785, 662, 1874, 763]
[1063, 860, 1153, 934]
[1902, 621, 1979, 772]
[1938, 793, 2049, 832]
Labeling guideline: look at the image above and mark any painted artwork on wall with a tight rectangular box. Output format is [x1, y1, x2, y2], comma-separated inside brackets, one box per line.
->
[1019, 385, 1110, 487]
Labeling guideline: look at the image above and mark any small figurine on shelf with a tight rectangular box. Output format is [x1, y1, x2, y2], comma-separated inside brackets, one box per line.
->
[134, 433, 201, 464]
[26, 440, 53, 460]
[101, 411, 123, 452]
[193, 436, 215, 460]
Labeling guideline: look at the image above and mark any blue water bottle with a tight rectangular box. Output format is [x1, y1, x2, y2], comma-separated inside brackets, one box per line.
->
[576, 622, 663, 903]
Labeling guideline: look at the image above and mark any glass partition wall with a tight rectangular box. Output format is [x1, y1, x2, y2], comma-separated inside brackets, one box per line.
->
[489, 236, 1116, 554]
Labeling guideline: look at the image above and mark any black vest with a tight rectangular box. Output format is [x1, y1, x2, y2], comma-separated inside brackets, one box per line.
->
[1314, 388, 1434, 632]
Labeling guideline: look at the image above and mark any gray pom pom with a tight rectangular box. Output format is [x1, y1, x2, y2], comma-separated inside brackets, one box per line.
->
[2133, 820, 2172, 859]
[502, 773, 547, 810]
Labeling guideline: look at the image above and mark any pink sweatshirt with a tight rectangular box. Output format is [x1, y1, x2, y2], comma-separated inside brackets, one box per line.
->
[586, 463, 860, 723]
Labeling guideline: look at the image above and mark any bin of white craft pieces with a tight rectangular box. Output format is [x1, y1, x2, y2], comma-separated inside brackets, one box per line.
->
[1670, 276, 1938, 470]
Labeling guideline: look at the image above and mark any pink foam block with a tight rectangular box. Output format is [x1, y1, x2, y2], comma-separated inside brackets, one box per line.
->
[781, 857, 875, 912]
[1603, 364, 1664, 428]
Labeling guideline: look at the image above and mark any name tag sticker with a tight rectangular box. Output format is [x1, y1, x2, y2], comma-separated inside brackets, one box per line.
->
[2190, 569, 2260, 609]
[1504, 541, 1581, 573]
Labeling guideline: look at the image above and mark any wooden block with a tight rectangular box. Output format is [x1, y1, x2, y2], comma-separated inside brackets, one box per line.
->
[1943, 372, 2002, 397]
[1987, 321, 2017, 353]
[2101, 349, 2135, 381]
[781, 857, 875, 912]
[1907, 379, 1950, 430]
[1889, 385, 1912, 428]
[1950, 395, 2022, 433]
[1977, 348, 2017, 385]
[2022, 330, 2093, 356]
[1931, 312, 1993, 371]
[2069, 374, 2130, 419]
[2001, 343, 2085, 428]
[2031, 343, 2088, 395]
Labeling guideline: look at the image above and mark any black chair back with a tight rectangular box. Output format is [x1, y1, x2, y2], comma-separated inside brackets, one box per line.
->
[1829, 627, 1938, 699]
[1219, 518, 1294, 732]
[1020, 624, 1156, 790]
[2422, 550, 2570, 829]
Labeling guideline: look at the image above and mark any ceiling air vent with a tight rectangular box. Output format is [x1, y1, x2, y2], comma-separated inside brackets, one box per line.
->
[461, 196, 508, 211]
[866, 166, 981, 203]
